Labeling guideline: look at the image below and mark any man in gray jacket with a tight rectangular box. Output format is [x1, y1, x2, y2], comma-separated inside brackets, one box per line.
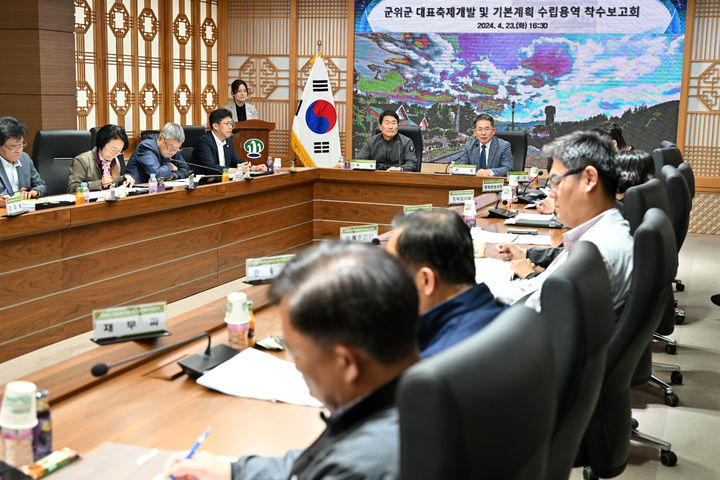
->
[0, 116, 47, 208]
[164, 242, 421, 480]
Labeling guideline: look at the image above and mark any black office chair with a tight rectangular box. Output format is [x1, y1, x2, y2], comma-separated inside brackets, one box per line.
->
[652, 146, 682, 177]
[181, 125, 206, 149]
[622, 179, 682, 405]
[140, 129, 160, 140]
[180, 147, 194, 164]
[577, 209, 678, 478]
[661, 165, 691, 297]
[32, 130, 94, 196]
[495, 130, 528, 171]
[373, 125, 423, 170]
[540, 241, 614, 480]
[678, 162, 695, 199]
[398, 304, 556, 480]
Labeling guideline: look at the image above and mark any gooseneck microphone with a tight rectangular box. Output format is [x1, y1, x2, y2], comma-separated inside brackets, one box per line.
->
[520, 171, 544, 195]
[91, 333, 212, 377]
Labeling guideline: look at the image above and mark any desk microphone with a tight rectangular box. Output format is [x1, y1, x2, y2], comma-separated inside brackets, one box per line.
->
[183, 161, 223, 174]
[517, 171, 546, 204]
[90, 332, 237, 379]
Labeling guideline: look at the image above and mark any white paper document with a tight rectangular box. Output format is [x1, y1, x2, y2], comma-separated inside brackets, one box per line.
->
[512, 234, 553, 246]
[505, 213, 555, 223]
[475, 257, 514, 285]
[197, 348, 322, 407]
[471, 227, 553, 246]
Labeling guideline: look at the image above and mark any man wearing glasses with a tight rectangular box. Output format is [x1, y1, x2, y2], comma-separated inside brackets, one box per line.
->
[458, 113, 513, 177]
[490, 130, 633, 315]
[125, 122, 191, 184]
[190, 109, 266, 176]
[0, 116, 47, 208]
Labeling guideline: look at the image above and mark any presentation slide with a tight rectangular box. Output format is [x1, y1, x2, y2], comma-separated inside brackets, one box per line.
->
[353, 0, 687, 165]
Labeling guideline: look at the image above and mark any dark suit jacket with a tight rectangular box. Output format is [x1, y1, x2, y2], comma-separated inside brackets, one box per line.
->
[458, 136, 513, 176]
[125, 135, 191, 183]
[189, 131, 243, 175]
[0, 152, 47, 197]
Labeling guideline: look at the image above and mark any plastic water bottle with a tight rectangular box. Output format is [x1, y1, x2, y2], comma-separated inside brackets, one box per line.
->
[338, 155, 345, 169]
[81, 182, 90, 203]
[32, 389, 51, 461]
[149, 173, 158, 193]
[266, 158, 274, 173]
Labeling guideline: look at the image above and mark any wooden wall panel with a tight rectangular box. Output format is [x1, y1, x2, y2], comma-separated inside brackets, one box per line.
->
[677, 0, 720, 234]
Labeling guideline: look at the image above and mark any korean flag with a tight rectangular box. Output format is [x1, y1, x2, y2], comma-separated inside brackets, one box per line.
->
[290, 53, 341, 168]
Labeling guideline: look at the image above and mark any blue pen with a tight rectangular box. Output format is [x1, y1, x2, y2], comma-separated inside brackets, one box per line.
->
[169, 428, 211, 480]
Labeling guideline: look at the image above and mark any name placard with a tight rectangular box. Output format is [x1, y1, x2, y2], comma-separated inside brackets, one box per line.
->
[340, 224, 379, 242]
[5, 193, 24, 215]
[93, 302, 167, 341]
[449, 189, 475, 205]
[450, 164, 477, 176]
[403, 204, 432, 214]
[246, 254, 296, 283]
[351, 159, 377, 170]
[507, 171, 530, 182]
[482, 179, 504, 192]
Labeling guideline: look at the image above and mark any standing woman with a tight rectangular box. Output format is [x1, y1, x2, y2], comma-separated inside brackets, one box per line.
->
[223, 79, 258, 122]
[67, 124, 135, 193]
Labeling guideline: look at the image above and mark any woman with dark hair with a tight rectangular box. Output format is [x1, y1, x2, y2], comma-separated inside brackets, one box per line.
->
[615, 149, 655, 198]
[223, 79, 258, 122]
[67, 124, 135, 193]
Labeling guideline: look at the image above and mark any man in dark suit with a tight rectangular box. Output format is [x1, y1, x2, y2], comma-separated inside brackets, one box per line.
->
[458, 113, 513, 177]
[0, 116, 47, 208]
[190, 109, 266, 176]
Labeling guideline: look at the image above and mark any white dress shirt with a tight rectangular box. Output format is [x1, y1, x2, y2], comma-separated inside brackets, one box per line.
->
[489, 208, 634, 314]
[1, 156, 21, 193]
[213, 131, 227, 168]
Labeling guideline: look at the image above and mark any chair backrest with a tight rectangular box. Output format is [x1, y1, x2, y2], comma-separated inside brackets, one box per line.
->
[495, 130, 528, 171]
[181, 125, 206, 149]
[660, 164, 691, 252]
[622, 178, 669, 235]
[398, 304, 556, 480]
[32, 130, 94, 196]
[140, 129, 160, 140]
[652, 146, 682, 176]
[180, 147, 194, 165]
[578, 208, 677, 478]
[660, 140, 676, 148]
[540, 241, 614, 480]
[678, 162, 695, 199]
[373, 125, 423, 169]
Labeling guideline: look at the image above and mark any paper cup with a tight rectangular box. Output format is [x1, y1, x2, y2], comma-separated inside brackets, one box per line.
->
[0, 381, 38, 429]
[225, 292, 250, 325]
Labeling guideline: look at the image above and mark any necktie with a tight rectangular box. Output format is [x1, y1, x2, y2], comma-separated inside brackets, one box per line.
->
[479, 144, 487, 169]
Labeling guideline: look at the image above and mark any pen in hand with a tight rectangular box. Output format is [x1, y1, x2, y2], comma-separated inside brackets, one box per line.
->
[168, 427, 211, 480]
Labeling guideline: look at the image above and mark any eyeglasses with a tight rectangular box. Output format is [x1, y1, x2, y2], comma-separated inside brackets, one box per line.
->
[546, 167, 585, 191]
[3, 142, 27, 152]
[220, 121, 234, 127]
[161, 137, 181, 154]
[105, 145, 124, 155]
[474, 127, 493, 133]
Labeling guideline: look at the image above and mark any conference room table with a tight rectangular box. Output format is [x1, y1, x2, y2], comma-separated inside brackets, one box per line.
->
[0, 168, 562, 476]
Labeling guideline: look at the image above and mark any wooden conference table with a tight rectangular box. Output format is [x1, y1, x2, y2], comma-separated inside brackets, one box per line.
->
[1, 168, 546, 363]
[1, 168, 562, 473]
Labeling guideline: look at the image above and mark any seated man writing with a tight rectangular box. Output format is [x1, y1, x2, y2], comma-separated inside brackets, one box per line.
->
[0, 116, 47, 208]
[357, 110, 417, 172]
[387, 208, 506, 358]
[125, 122, 191, 183]
[164, 242, 421, 480]
[490, 130, 633, 315]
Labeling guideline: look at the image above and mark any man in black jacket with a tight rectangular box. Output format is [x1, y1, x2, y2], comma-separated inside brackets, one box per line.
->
[190, 109, 266, 176]
[164, 242, 421, 480]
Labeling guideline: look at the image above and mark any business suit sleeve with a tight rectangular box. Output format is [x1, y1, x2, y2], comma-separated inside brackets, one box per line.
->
[190, 136, 221, 175]
[67, 154, 101, 193]
[25, 156, 47, 197]
[171, 154, 191, 179]
[400, 138, 417, 172]
[458, 142, 471, 164]
[490, 140, 513, 177]
[232, 450, 302, 480]
[131, 142, 172, 180]
[358, 137, 372, 160]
